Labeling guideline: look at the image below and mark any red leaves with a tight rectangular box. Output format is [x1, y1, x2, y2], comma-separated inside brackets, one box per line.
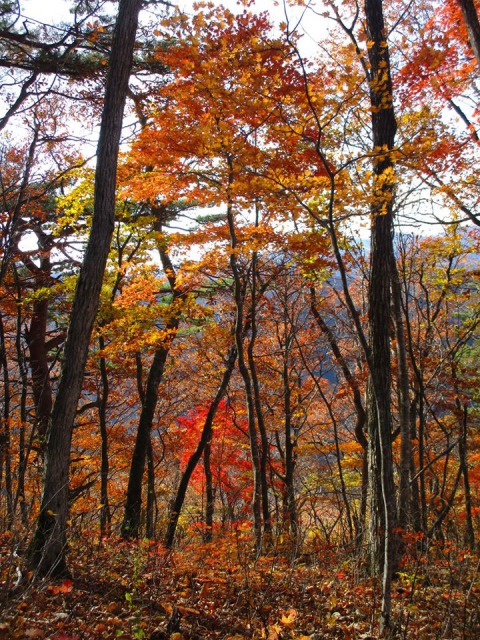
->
[48, 579, 74, 595]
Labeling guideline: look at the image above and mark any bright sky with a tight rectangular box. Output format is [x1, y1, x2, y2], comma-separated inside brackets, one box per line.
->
[20, 0, 322, 54]
[21, 0, 296, 23]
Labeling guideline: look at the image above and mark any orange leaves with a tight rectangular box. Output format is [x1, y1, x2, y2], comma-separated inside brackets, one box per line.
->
[395, 0, 478, 112]
[48, 580, 74, 595]
[122, 5, 333, 222]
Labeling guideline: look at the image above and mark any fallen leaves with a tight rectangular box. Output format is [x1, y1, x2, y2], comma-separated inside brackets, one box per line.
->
[0, 535, 479, 639]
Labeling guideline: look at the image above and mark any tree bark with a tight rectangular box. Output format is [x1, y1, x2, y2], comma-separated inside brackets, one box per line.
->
[456, 0, 480, 68]
[98, 336, 111, 537]
[204, 437, 215, 542]
[391, 257, 412, 530]
[225, 155, 263, 551]
[246, 245, 272, 543]
[14, 271, 30, 526]
[0, 311, 13, 526]
[364, 0, 399, 630]
[27, 0, 142, 577]
[164, 345, 237, 548]
[121, 242, 183, 538]
[145, 435, 156, 539]
[121, 339, 173, 538]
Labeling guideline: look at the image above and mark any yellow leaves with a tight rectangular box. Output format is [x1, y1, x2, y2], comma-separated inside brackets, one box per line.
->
[280, 608, 297, 628]
[366, 39, 387, 50]
[371, 165, 396, 215]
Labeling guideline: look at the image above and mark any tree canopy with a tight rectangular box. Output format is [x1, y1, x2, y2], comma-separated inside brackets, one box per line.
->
[1, 0, 480, 638]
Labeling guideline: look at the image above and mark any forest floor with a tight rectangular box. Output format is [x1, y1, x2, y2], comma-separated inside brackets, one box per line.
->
[0, 530, 479, 640]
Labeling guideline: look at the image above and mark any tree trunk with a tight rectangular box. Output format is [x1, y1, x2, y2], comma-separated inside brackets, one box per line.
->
[309, 288, 367, 543]
[364, 0, 399, 630]
[456, 0, 480, 68]
[204, 438, 214, 542]
[98, 336, 111, 537]
[14, 272, 30, 525]
[0, 311, 13, 527]
[458, 404, 475, 550]
[164, 346, 237, 548]
[225, 155, 262, 552]
[27, 0, 142, 577]
[282, 348, 299, 543]
[121, 244, 182, 539]
[246, 244, 272, 543]
[122, 345, 172, 538]
[145, 435, 156, 539]
[25, 296, 53, 449]
[391, 257, 412, 530]
[164, 345, 236, 546]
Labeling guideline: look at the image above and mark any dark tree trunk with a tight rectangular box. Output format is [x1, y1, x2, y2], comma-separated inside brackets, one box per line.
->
[409, 396, 422, 532]
[0, 311, 13, 526]
[225, 156, 262, 551]
[391, 257, 412, 530]
[98, 336, 111, 537]
[27, 0, 142, 577]
[364, 0, 399, 630]
[25, 297, 53, 448]
[458, 404, 475, 550]
[246, 244, 272, 543]
[309, 288, 367, 543]
[366, 382, 385, 575]
[145, 435, 156, 539]
[121, 244, 182, 539]
[122, 345, 172, 538]
[282, 349, 298, 542]
[456, 0, 480, 67]
[23, 237, 55, 450]
[164, 345, 237, 548]
[204, 438, 214, 542]
[14, 272, 30, 525]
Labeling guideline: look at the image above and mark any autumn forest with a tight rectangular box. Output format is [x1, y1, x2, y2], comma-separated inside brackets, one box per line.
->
[1, 0, 480, 638]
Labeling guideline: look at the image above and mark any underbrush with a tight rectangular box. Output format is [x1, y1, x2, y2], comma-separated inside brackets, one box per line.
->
[0, 530, 479, 639]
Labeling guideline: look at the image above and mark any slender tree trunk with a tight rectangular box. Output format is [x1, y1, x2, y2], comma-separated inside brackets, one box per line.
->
[204, 438, 214, 542]
[409, 396, 422, 532]
[121, 244, 182, 539]
[0, 312, 13, 527]
[14, 272, 29, 525]
[366, 382, 384, 575]
[309, 288, 367, 543]
[122, 346, 172, 538]
[417, 391, 428, 530]
[145, 435, 156, 539]
[98, 336, 111, 537]
[164, 345, 237, 548]
[282, 348, 299, 542]
[24, 241, 54, 450]
[246, 245, 272, 542]
[225, 156, 262, 551]
[458, 404, 475, 550]
[391, 257, 412, 530]
[359, 449, 369, 544]
[27, 0, 142, 577]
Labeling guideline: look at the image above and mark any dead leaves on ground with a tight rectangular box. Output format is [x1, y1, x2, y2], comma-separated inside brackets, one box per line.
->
[1, 535, 479, 639]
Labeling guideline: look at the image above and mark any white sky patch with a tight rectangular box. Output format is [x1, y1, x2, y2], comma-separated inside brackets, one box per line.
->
[19, 0, 325, 56]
